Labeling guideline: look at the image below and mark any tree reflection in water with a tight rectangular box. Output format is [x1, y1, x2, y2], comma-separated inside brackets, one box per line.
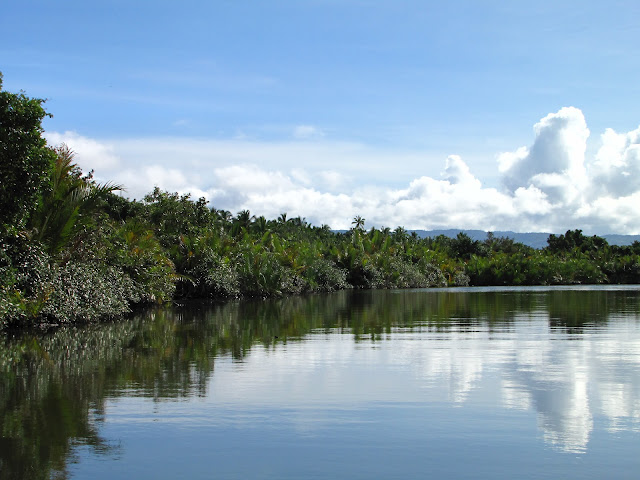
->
[1, 287, 639, 478]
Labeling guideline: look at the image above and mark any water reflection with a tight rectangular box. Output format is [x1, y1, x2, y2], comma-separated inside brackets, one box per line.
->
[1, 287, 639, 478]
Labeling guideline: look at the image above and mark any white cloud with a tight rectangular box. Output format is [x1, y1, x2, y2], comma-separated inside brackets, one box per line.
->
[512, 185, 549, 212]
[591, 126, 640, 198]
[290, 168, 312, 186]
[318, 170, 349, 192]
[45, 130, 121, 171]
[498, 107, 589, 204]
[443, 155, 481, 187]
[44, 108, 640, 234]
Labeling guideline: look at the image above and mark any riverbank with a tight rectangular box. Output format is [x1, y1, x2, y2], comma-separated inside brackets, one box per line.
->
[3, 81, 640, 329]
[3, 209, 640, 330]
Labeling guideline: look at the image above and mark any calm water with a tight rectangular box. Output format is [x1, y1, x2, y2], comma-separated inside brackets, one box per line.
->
[1, 286, 640, 479]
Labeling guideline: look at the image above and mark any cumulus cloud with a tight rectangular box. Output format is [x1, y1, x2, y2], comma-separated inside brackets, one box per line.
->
[443, 155, 481, 187]
[591, 126, 640, 197]
[44, 108, 640, 233]
[498, 107, 589, 204]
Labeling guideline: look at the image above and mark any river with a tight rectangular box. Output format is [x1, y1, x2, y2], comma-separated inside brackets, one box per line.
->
[1, 286, 639, 479]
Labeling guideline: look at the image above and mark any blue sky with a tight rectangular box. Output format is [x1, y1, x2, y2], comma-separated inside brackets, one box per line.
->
[3, 1, 640, 233]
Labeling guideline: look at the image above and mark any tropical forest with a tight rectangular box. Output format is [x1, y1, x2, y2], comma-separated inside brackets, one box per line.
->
[3, 77, 640, 329]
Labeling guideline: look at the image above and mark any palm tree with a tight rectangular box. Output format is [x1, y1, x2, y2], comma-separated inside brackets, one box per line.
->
[352, 215, 365, 231]
[290, 216, 307, 228]
[252, 215, 269, 234]
[393, 226, 407, 241]
[212, 209, 232, 233]
[28, 144, 121, 257]
[231, 210, 254, 237]
[278, 213, 288, 224]
[236, 210, 254, 228]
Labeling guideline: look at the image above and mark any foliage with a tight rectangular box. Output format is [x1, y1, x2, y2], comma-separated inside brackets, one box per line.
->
[0, 228, 155, 327]
[304, 257, 350, 292]
[39, 261, 135, 323]
[0, 80, 57, 230]
[171, 232, 239, 299]
[28, 144, 122, 258]
[105, 220, 177, 304]
[142, 188, 214, 247]
[547, 229, 608, 255]
[0, 232, 52, 327]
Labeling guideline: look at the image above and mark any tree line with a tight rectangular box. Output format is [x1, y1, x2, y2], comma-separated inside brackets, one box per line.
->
[2, 76, 640, 328]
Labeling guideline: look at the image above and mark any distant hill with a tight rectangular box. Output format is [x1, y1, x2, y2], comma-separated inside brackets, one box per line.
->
[599, 234, 640, 247]
[412, 229, 640, 249]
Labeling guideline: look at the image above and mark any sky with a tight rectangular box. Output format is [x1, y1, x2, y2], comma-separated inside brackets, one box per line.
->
[2, 0, 640, 233]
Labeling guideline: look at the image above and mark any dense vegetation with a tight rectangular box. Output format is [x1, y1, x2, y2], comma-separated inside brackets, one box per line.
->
[2, 77, 640, 328]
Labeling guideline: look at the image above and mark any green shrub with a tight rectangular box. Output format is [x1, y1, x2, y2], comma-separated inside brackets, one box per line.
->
[40, 262, 135, 323]
[180, 249, 240, 298]
[0, 233, 52, 325]
[304, 258, 350, 292]
[422, 262, 448, 287]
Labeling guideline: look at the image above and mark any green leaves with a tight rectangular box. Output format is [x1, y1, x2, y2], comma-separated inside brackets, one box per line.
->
[0, 84, 57, 229]
[28, 145, 122, 258]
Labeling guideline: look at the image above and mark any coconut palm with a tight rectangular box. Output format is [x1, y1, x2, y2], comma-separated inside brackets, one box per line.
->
[352, 215, 365, 231]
